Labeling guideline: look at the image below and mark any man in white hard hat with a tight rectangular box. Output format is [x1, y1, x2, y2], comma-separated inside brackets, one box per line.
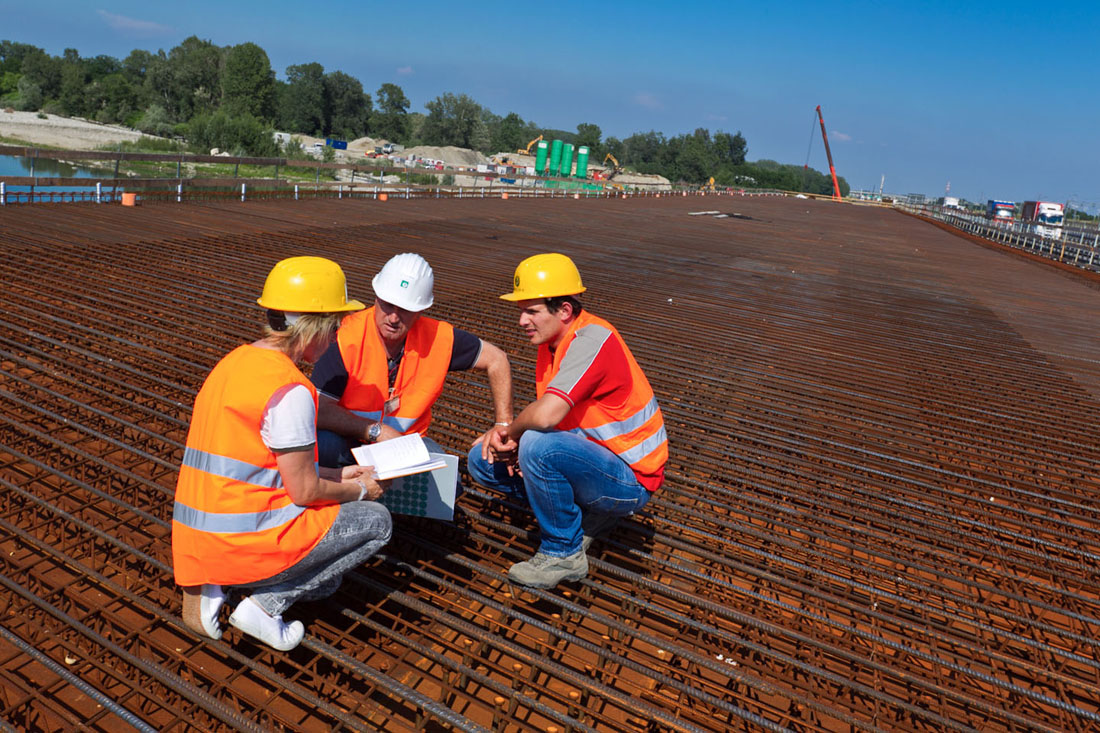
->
[313, 252, 513, 466]
[467, 253, 668, 588]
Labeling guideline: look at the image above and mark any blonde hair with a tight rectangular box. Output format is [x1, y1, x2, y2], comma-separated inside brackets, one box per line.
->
[264, 312, 343, 360]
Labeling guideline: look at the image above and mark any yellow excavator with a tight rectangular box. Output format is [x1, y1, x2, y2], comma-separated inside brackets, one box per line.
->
[701, 176, 715, 191]
[596, 153, 622, 182]
[516, 135, 543, 156]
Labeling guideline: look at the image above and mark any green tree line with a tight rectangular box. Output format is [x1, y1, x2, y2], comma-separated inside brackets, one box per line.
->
[0, 37, 847, 193]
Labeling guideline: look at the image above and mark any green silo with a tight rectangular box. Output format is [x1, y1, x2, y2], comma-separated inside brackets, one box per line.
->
[535, 140, 549, 175]
[548, 139, 563, 176]
[560, 143, 574, 177]
[574, 146, 590, 178]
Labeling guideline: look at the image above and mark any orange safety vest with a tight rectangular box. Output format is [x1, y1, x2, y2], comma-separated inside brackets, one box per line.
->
[535, 311, 668, 489]
[336, 306, 454, 436]
[172, 345, 339, 587]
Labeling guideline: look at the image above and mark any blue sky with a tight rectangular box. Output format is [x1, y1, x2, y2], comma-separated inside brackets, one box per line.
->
[4, 0, 1097, 210]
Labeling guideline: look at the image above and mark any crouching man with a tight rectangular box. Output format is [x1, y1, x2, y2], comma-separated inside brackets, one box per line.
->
[468, 253, 668, 588]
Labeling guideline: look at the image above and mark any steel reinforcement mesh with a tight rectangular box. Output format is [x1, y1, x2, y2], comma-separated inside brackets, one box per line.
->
[0, 194, 1098, 732]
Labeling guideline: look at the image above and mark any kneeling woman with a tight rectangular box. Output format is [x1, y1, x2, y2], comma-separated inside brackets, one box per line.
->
[173, 256, 391, 651]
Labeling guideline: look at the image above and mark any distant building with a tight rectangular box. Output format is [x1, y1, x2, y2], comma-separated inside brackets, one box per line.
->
[848, 189, 882, 201]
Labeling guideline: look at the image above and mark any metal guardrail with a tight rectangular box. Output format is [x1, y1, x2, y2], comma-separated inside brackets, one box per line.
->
[898, 203, 1100, 273]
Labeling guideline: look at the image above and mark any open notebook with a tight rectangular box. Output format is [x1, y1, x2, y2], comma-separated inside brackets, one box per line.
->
[351, 434, 459, 521]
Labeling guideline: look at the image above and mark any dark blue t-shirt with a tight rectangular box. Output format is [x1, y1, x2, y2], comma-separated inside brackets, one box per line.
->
[312, 327, 482, 399]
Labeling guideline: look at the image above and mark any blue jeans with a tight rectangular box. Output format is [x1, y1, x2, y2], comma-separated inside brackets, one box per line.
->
[318, 429, 444, 468]
[466, 430, 651, 556]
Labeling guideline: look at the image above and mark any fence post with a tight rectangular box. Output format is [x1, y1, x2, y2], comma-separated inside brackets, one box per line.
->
[241, 183, 246, 202]
[295, 184, 299, 201]
[0, 182, 4, 205]
[339, 185, 343, 199]
[95, 182, 102, 204]
[177, 182, 182, 203]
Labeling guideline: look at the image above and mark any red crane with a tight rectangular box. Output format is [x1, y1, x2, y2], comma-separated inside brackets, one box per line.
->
[815, 105, 842, 200]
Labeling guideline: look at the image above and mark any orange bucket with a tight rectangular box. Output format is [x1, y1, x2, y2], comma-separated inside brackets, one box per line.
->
[501, 192, 509, 200]
[121, 192, 138, 207]
[379, 193, 388, 202]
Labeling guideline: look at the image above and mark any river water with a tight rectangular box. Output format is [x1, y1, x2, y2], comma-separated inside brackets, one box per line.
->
[0, 155, 109, 202]
[0, 155, 101, 193]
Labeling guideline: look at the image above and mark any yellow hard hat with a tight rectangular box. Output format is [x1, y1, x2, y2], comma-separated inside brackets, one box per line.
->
[500, 253, 586, 301]
[256, 256, 365, 313]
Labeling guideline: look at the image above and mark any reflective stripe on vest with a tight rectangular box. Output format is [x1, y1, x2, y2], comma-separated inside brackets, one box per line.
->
[348, 409, 418, 433]
[173, 499, 306, 534]
[575, 396, 661, 443]
[336, 307, 454, 435]
[181, 446, 285, 489]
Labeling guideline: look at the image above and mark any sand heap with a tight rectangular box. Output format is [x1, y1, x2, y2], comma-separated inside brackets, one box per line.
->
[0, 110, 151, 149]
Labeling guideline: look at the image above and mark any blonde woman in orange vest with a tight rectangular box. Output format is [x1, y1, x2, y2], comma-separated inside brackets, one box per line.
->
[468, 253, 669, 588]
[311, 252, 513, 467]
[173, 257, 392, 651]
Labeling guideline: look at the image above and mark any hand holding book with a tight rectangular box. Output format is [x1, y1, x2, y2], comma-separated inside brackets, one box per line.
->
[351, 433, 447, 480]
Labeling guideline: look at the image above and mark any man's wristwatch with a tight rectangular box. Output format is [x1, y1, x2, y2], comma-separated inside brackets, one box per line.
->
[366, 422, 382, 444]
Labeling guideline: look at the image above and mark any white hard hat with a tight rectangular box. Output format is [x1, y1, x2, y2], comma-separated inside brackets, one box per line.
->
[372, 253, 434, 312]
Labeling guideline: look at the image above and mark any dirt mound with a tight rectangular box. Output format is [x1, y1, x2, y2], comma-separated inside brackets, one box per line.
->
[347, 136, 380, 154]
[0, 110, 150, 150]
[401, 145, 489, 168]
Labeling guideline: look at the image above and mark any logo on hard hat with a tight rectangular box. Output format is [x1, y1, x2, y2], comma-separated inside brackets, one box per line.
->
[514, 275, 520, 287]
[400, 280, 409, 289]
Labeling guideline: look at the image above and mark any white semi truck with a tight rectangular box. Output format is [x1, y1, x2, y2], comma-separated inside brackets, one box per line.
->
[1021, 201, 1065, 240]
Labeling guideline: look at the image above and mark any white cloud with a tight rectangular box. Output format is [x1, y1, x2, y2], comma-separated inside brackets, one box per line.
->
[633, 92, 662, 110]
[396, 66, 414, 76]
[97, 10, 172, 35]
[832, 131, 852, 142]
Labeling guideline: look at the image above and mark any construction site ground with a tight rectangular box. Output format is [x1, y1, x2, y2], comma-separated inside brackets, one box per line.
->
[0, 193, 1098, 731]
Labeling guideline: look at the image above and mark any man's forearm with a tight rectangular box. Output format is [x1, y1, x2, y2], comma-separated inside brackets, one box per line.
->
[475, 340, 514, 424]
[486, 360, 514, 424]
[317, 396, 372, 442]
[505, 393, 570, 442]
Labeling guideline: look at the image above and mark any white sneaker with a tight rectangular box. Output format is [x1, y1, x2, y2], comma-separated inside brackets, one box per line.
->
[229, 597, 305, 651]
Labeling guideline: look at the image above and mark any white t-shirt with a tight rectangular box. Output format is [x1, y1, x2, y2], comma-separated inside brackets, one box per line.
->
[260, 384, 317, 450]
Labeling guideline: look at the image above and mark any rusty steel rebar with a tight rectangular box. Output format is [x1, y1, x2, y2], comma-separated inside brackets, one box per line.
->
[0, 193, 1098, 731]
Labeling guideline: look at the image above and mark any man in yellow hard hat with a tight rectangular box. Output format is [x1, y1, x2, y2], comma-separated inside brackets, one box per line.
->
[312, 252, 513, 466]
[467, 253, 668, 588]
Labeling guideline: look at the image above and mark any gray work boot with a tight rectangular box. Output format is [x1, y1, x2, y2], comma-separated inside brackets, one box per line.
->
[581, 511, 622, 551]
[508, 550, 588, 588]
